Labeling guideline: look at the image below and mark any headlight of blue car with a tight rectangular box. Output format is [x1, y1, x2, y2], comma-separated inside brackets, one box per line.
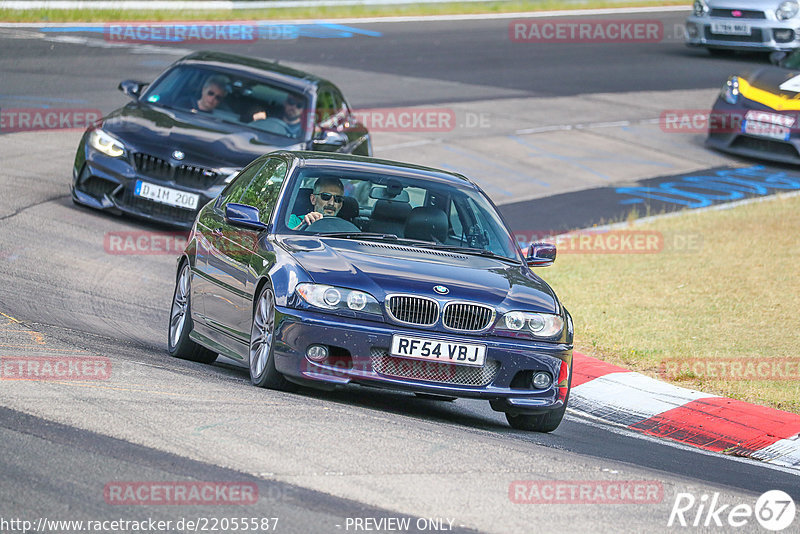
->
[721, 76, 739, 105]
[494, 311, 564, 340]
[296, 283, 383, 318]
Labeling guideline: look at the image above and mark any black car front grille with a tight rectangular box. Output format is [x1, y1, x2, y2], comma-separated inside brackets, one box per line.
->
[133, 153, 219, 188]
[731, 136, 800, 159]
[370, 348, 500, 386]
[386, 295, 439, 326]
[709, 9, 765, 19]
[705, 27, 764, 43]
[442, 302, 494, 331]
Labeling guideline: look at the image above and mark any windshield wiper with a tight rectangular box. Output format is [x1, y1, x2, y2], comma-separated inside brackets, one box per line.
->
[415, 244, 521, 264]
[320, 232, 400, 241]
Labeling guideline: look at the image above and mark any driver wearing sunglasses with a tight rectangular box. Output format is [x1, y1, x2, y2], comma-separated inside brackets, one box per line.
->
[289, 177, 345, 230]
[183, 75, 230, 113]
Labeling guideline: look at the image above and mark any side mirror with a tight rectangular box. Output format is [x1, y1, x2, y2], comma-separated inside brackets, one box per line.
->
[526, 242, 556, 267]
[225, 203, 268, 231]
[769, 51, 788, 67]
[118, 80, 147, 99]
[312, 129, 348, 151]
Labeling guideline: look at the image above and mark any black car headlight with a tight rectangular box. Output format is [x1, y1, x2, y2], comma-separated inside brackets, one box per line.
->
[88, 128, 126, 157]
[693, 0, 708, 17]
[721, 76, 740, 105]
[296, 283, 382, 316]
[495, 311, 564, 339]
[777, 0, 799, 20]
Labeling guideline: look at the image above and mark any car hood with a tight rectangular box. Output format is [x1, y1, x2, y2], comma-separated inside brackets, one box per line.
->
[736, 66, 800, 110]
[100, 102, 303, 169]
[279, 236, 560, 313]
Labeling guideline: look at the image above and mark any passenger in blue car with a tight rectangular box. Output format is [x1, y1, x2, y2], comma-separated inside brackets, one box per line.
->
[288, 177, 345, 229]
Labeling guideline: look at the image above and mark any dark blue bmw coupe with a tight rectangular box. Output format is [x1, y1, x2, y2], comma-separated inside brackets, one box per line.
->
[168, 151, 573, 432]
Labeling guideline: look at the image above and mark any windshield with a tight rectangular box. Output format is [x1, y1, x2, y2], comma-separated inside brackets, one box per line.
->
[277, 166, 520, 260]
[141, 65, 310, 139]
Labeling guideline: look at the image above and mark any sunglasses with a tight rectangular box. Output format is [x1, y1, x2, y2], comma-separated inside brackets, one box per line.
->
[206, 90, 225, 101]
[316, 192, 343, 202]
[286, 98, 305, 108]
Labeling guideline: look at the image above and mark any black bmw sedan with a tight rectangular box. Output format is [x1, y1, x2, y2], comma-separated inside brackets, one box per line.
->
[71, 51, 371, 228]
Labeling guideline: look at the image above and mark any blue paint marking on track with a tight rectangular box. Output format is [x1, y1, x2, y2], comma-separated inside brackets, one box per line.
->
[615, 165, 800, 208]
[40, 23, 382, 40]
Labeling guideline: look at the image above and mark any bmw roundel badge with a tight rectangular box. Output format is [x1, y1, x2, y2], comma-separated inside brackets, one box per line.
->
[172, 150, 185, 160]
[433, 285, 449, 295]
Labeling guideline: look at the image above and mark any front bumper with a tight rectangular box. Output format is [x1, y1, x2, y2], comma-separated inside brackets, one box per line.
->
[686, 15, 800, 51]
[272, 306, 572, 415]
[706, 99, 800, 164]
[72, 144, 224, 229]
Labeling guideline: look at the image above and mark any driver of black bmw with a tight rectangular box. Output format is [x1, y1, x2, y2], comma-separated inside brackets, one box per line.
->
[289, 177, 344, 230]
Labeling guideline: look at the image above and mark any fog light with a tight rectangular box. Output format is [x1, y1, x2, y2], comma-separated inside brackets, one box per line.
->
[532, 372, 552, 389]
[307, 344, 328, 362]
[775, 29, 795, 42]
[686, 23, 699, 38]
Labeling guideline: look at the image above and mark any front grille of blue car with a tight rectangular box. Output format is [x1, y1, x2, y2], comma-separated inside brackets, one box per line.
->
[443, 302, 495, 332]
[370, 348, 500, 386]
[386, 295, 439, 326]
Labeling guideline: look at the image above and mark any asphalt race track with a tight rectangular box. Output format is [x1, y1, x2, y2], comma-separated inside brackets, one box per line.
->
[1, 9, 799, 534]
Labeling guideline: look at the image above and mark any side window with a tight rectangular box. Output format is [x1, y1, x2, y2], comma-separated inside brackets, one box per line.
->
[316, 89, 336, 124]
[239, 158, 289, 223]
[218, 159, 266, 210]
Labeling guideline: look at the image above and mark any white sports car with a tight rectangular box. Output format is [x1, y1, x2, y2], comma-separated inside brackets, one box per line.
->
[686, 0, 800, 52]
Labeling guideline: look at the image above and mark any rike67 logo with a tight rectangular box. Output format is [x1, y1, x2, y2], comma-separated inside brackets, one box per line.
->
[668, 490, 796, 531]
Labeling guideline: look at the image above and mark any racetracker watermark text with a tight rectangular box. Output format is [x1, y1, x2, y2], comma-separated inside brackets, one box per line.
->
[660, 358, 800, 381]
[515, 229, 703, 254]
[0, 356, 111, 380]
[509, 480, 664, 504]
[104, 482, 258, 505]
[510, 19, 663, 43]
[0, 108, 101, 133]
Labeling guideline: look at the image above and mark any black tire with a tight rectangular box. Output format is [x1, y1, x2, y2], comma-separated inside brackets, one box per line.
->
[168, 262, 217, 364]
[249, 284, 296, 391]
[506, 364, 572, 433]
